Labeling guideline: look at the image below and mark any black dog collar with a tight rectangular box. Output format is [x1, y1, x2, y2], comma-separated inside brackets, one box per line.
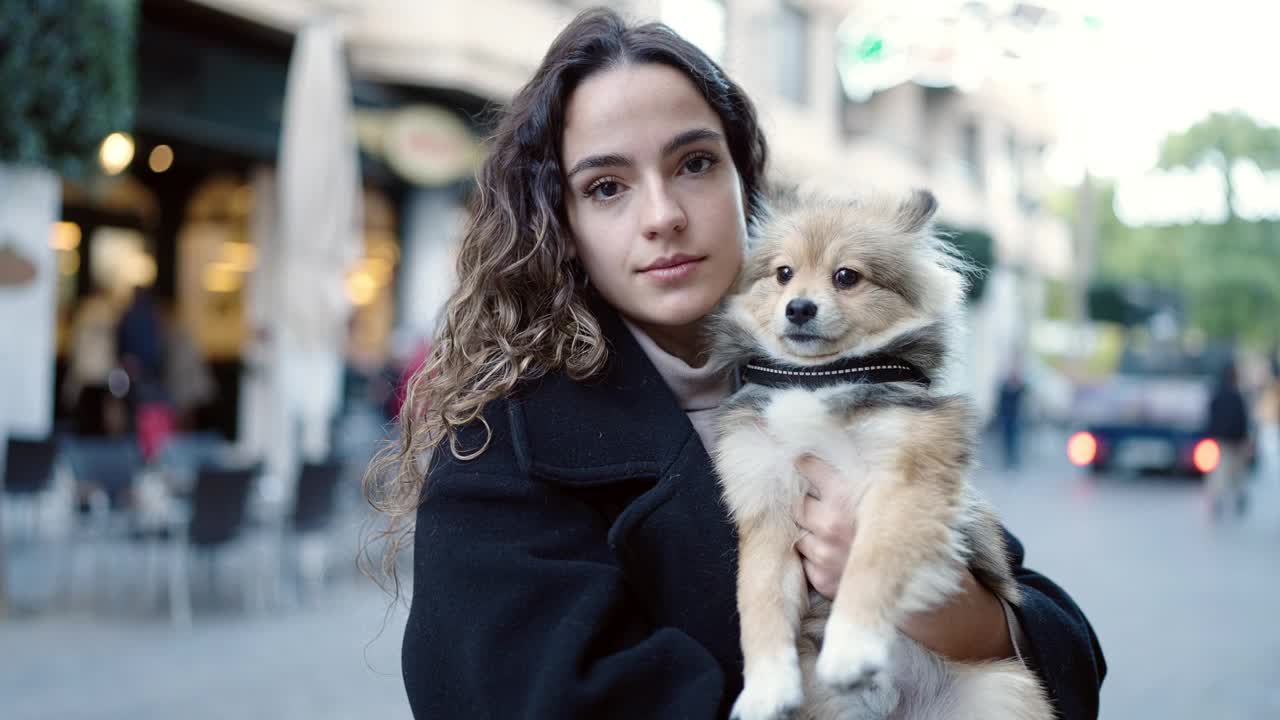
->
[741, 355, 931, 390]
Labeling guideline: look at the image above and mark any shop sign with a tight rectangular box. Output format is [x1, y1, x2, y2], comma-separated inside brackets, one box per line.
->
[0, 241, 38, 287]
[357, 105, 482, 187]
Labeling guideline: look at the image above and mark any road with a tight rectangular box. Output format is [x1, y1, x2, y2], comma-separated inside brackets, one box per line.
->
[976, 427, 1280, 720]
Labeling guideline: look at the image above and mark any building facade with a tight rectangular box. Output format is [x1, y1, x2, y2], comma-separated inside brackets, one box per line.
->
[187, 0, 1074, 417]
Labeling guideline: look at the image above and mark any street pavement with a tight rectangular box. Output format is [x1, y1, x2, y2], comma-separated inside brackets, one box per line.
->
[976, 428, 1280, 720]
[2, 428, 1278, 719]
[0, 570, 412, 720]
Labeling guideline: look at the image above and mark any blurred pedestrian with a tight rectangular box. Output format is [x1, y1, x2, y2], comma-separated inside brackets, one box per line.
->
[995, 366, 1027, 470]
[1205, 361, 1251, 520]
[1256, 355, 1280, 494]
[116, 287, 165, 397]
[116, 287, 173, 461]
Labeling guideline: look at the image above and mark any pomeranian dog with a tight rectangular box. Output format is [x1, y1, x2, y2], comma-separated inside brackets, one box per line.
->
[709, 189, 1051, 720]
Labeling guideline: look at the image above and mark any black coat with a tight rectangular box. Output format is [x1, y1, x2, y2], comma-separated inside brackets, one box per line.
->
[402, 303, 1106, 719]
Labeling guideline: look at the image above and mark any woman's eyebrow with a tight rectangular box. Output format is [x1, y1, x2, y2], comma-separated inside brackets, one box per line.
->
[566, 153, 631, 181]
[661, 127, 722, 157]
[564, 128, 722, 181]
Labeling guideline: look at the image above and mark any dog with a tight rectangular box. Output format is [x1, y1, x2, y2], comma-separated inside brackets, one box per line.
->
[708, 189, 1052, 720]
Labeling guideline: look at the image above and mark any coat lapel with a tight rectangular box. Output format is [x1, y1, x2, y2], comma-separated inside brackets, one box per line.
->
[507, 299, 741, 673]
[509, 296, 699, 488]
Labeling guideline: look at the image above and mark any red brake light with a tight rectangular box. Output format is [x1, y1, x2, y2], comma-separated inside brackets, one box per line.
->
[1193, 438, 1220, 474]
[1068, 432, 1098, 467]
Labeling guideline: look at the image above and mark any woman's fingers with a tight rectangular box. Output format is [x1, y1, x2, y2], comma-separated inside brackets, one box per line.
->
[795, 521, 849, 569]
[799, 488, 855, 546]
[802, 558, 837, 600]
[794, 528, 825, 563]
[795, 523, 850, 597]
[795, 454, 839, 499]
[793, 453, 859, 600]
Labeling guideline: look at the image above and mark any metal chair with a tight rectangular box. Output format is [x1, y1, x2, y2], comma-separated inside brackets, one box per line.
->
[166, 462, 261, 629]
[2, 435, 64, 611]
[293, 460, 342, 533]
[58, 437, 142, 610]
[284, 459, 344, 604]
[2, 436, 60, 540]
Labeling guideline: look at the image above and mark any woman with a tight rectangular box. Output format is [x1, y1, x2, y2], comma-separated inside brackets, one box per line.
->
[368, 9, 1105, 719]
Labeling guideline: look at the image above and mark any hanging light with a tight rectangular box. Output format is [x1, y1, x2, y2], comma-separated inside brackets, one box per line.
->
[148, 144, 174, 173]
[99, 132, 135, 175]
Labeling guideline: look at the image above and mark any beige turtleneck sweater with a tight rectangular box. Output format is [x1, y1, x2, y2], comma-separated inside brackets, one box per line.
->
[623, 317, 733, 451]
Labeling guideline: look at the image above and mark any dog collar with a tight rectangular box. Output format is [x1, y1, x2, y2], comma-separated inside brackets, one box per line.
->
[741, 355, 931, 390]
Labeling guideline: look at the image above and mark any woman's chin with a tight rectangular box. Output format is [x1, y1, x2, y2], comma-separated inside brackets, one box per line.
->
[631, 294, 722, 329]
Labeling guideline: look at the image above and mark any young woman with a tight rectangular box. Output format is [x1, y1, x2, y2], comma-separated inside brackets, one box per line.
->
[368, 8, 1105, 719]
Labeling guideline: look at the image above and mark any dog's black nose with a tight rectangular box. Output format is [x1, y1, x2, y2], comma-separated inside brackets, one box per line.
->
[785, 298, 818, 325]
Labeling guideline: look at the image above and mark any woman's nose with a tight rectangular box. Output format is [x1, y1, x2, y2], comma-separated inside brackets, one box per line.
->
[641, 183, 687, 239]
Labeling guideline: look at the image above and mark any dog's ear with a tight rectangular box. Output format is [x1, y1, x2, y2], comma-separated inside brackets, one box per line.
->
[896, 188, 937, 234]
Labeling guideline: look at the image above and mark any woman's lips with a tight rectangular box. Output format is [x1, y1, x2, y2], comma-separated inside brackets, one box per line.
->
[639, 257, 705, 282]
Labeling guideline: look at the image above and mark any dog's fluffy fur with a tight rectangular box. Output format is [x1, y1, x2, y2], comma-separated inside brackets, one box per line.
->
[709, 190, 1052, 720]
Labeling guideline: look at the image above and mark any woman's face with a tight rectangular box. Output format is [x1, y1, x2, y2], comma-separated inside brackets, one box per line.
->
[562, 62, 748, 338]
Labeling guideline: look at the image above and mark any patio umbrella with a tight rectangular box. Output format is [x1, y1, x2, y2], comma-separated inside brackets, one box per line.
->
[271, 15, 362, 495]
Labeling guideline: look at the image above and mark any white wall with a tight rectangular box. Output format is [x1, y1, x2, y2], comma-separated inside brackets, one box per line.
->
[0, 165, 60, 452]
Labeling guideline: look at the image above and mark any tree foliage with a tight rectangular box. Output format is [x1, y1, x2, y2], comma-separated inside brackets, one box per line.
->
[0, 0, 138, 177]
[1159, 111, 1280, 221]
[1054, 112, 1280, 346]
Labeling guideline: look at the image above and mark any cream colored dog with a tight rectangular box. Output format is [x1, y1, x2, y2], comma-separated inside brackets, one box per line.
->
[710, 190, 1051, 720]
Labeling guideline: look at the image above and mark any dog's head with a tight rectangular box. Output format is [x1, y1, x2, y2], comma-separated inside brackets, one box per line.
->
[723, 189, 968, 364]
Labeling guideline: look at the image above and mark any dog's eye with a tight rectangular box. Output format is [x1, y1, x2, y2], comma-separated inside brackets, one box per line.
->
[775, 266, 794, 285]
[833, 268, 861, 289]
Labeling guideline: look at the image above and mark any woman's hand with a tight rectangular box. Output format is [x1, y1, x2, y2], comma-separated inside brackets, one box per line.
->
[794, 455, 1016, 663]
[792, 454, 856, 599]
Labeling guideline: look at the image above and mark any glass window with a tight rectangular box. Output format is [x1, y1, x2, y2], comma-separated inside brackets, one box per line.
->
[661, 0, 727, 65]
[778, 3, 810, 105]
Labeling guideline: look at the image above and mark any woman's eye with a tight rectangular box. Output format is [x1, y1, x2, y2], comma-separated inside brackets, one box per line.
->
[833, 267, 860, 289]
[776, 266, 794, 285]
[587, 180, 622, 201]
[683, 155, 714, 174]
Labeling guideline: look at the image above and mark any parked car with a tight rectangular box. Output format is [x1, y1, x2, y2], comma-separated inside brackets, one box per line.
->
[1067, 345, 1228, 476]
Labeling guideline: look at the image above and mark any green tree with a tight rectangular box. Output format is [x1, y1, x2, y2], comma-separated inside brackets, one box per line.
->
[1053, 115, 1280, 348]
[0, 0, 137, 176]
[1158, 111, 1280, 222]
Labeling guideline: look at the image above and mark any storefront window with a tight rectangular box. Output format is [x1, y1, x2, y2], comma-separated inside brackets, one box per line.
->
[346, 188, 400, 371]
[177, 175, 253, 359]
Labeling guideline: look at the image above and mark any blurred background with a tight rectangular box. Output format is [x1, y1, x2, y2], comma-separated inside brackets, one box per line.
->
[1, 1, 1277, 718]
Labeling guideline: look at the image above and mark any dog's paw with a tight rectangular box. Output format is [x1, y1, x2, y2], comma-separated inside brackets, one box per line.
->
[815, 617, 893, 693]
[731, 653, 805, 720]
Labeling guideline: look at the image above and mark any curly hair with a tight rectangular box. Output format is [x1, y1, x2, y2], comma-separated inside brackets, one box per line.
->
[361, 7, 768, 598]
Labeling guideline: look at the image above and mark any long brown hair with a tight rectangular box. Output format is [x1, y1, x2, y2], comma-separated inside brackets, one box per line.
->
[362, 7, 768, 597]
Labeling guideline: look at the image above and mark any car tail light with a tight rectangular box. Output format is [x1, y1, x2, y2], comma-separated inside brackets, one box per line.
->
[1068, 432, 1098, 467]
[1193, 438, 1220, 474]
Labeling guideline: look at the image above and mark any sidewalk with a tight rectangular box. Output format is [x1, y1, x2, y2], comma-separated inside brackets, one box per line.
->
[1, 576, 410, 720]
